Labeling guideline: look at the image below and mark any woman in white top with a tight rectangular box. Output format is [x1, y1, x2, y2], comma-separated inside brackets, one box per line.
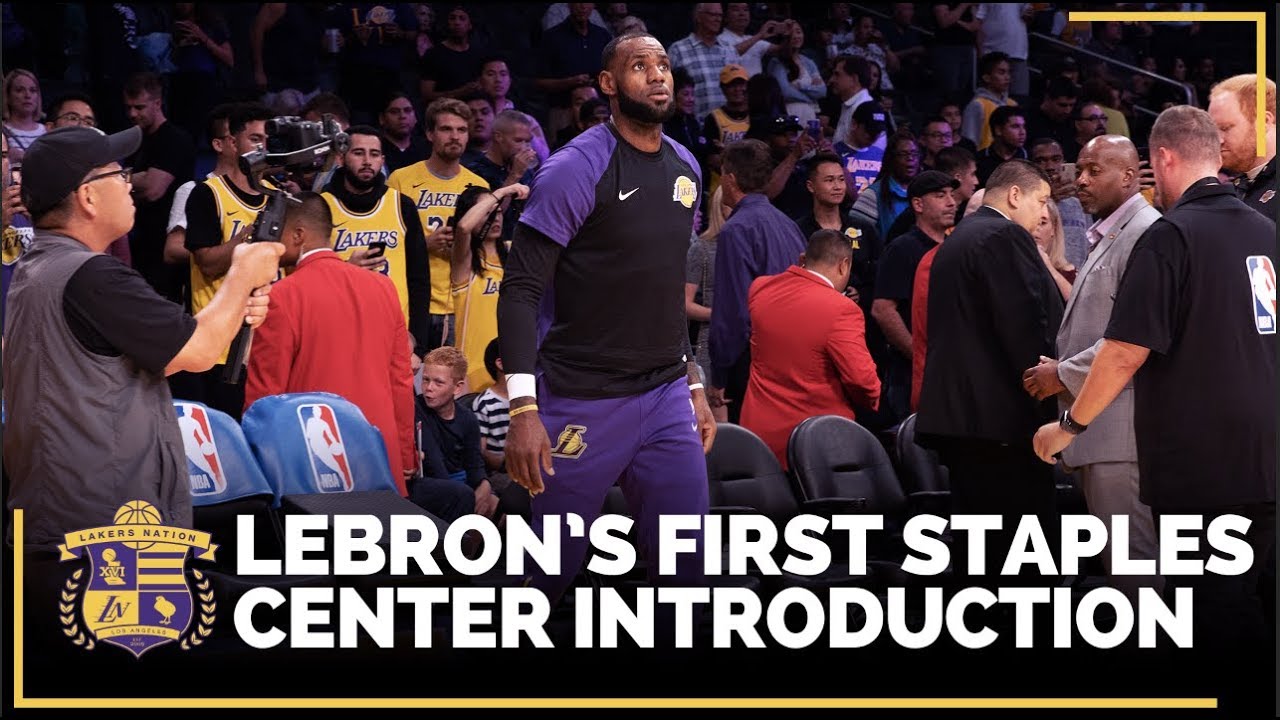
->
[3, 70, 45, 164]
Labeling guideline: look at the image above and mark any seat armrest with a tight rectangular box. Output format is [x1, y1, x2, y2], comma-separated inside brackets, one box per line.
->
[709, 505, 759, 516]
[904, 490, 951, 518]
[799, 497, 869, 518]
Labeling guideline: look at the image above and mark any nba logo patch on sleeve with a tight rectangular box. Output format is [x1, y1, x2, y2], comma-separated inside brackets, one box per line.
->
[296, 403, 356, 492]
[1247, 255, 1276, 334]
[176, 403, 226, 497]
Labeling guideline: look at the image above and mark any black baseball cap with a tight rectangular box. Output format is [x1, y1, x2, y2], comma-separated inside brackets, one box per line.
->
[852, 101, 888, 135]
[20, 125, 142, 218]
[908, 169, 960, 199]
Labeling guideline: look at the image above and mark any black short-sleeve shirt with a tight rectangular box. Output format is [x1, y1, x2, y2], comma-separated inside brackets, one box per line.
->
[1105, 179, 1277, 511]
[63, 255, 196, 375]
[874, 226, 938, 330]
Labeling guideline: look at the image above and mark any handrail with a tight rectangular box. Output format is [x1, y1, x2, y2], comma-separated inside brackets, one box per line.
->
[1029, 31, 1195, 107]
[848, 3, 935, 38]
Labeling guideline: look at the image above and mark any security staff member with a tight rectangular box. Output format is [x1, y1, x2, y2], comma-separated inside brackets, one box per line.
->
[321, 124, 430, 353]
[1207, 74, 1276, 219]
[1035, 107, 1275, 707]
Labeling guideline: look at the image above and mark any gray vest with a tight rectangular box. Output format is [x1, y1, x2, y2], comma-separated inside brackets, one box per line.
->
[4, 231, 191, 552]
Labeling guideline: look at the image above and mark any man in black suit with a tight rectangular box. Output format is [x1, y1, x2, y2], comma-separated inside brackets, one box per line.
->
[916, 159, 1063, 587]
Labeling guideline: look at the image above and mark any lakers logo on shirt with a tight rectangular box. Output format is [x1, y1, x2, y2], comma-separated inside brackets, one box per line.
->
[844, 226, 862, 250]
[671, 176, 697, 209]
[550, 425, 589, 459]
[1, 225, 31, 266]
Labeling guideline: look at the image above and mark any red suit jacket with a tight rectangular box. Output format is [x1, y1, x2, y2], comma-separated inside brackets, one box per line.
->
[244, 250, 416, 494]
[740, 266, 881, 468]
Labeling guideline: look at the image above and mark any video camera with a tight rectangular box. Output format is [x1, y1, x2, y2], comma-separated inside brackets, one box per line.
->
[223, 114, 350, 384]
[238, 114, 350, 194]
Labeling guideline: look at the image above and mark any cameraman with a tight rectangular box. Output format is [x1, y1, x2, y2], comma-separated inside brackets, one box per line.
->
[4, 125, 282, 553]
[181, 102, 275, 419]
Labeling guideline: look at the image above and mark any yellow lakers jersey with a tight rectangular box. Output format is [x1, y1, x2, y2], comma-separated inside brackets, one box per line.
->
[323, 188, 411, 325]
[190, 176, 270, 364]
[708, 107, 751, 195]
[975, 95, 1017, 151]
[451, 248, 502, 394]
[387, 162, 489, 316]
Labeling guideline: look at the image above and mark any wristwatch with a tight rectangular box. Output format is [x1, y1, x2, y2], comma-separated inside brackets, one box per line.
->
[1059, 409, 1088, 435]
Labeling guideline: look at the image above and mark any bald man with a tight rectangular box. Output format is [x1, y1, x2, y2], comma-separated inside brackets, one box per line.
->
[1022, 135, 1161, 601]
[1208, 74, 1276, 219]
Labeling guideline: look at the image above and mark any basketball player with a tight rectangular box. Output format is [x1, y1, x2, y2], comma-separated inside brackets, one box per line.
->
[497, 33, 717, 609]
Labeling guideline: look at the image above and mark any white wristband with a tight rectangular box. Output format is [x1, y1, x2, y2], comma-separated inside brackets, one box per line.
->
[688, 383, 704, 391]
[507, 373, 537, 402]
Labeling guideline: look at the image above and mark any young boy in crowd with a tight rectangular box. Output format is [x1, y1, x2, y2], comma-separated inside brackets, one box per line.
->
[472, 339, 510, 475]
[416, 347, 499, 518]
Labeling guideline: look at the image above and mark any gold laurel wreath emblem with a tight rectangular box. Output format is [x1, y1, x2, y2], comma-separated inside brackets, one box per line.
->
[59, 568, 94, 650]
[180, 568, 216, 650]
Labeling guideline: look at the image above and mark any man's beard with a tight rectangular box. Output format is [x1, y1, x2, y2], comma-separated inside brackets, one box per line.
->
[615, 87, 677, 125]
[347, 170, 379, 191]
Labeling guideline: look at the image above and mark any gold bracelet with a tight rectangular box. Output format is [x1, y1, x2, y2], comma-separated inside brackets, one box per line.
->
[508, 404, 539, 418]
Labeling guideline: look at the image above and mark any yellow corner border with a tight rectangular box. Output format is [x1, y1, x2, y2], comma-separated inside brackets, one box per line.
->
[1070, 11, 1269, 156]
[11, 508, 1217, 710]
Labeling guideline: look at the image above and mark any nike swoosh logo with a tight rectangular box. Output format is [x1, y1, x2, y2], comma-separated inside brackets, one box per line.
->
[226, 211, 236, 216]
[412, 182, 425, 189]
[618, 188, 639, 201]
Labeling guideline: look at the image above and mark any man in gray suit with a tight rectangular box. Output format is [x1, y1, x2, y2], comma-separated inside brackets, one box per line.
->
[1021, 135, 1161, 600]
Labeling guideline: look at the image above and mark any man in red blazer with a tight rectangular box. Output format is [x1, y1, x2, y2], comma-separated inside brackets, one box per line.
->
[740, 229, 881, 468]
[244, 191, 418, 495]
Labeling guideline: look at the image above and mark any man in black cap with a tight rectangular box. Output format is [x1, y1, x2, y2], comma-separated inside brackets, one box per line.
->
[4, 125, 283, 557]
[869, 170, 958, 424]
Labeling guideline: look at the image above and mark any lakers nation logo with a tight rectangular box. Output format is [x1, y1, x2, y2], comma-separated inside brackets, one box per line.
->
[671, 175, 698, 209]
[551, 425, 589, 459]
[58, 501, 218, 657]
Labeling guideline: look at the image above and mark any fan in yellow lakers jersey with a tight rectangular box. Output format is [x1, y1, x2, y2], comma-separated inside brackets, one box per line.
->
[321, 125, 431, 352]
[449, 182, 528, 394]
[387, 99, 489, 350]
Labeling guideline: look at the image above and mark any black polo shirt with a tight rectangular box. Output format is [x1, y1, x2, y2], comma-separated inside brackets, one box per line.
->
[1238, 156, 1276, 220]
[1105, 178, 1277, 511]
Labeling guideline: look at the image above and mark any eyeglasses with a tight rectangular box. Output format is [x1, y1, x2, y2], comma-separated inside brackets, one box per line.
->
[80, 167, 132, 186]
[55, 112, 96, 127]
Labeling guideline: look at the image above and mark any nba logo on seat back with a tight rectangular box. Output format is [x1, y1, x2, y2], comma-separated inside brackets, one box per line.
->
[296, 404, 355, 492]
[1247, 255, 1276, 334]
[176, 403, 226, 497]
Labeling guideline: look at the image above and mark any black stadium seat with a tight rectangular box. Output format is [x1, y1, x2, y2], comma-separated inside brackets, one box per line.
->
[706, 423, 875, 593]
[787, 415, 906, 516]
[893, 413, 952, 518]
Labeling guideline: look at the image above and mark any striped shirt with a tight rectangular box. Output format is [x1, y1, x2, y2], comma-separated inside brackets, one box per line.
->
[667, 34, 740, 123]
[472, 388, 510, 453]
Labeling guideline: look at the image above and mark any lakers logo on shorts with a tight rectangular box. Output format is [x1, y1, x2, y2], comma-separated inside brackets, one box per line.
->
[551, 425, 588, 459]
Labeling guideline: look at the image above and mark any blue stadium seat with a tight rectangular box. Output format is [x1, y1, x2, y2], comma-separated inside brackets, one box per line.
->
[173, 400, 280, 569]
[241, 392, 398, 501]
[240, 392, 451, 569]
